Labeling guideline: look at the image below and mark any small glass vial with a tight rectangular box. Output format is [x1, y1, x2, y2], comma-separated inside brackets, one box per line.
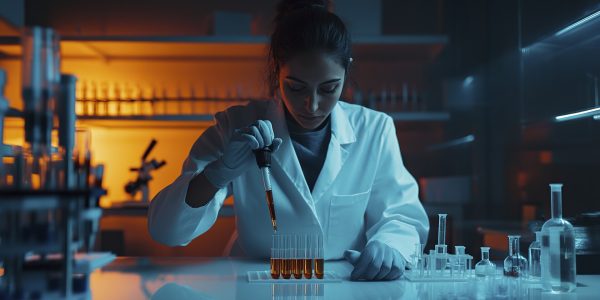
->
[411, 243, 425, 277]
[292, 235, 303, 279]
[503, 235, 528, 278]
[303, 234, 313, 279]
[528, 231, 542, 280]
[475, 247, 496, 277]
[454, 246, 467, 276]
[314, 235, 324, 279]
[281, 235, 292, 279]
[270, 235, 281, 279]
[541, 184, 576, 292]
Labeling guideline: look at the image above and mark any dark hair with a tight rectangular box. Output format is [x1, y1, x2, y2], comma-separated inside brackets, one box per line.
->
[267, 0, 352, 96]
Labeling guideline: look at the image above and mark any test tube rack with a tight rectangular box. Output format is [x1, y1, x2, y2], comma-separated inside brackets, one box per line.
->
[404, 213, 477, 282]
[248, 234, 343, 283]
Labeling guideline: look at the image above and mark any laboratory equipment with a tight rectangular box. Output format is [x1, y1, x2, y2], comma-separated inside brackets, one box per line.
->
[528, 231, 542, 280]
[271, 235, 281, 279]
[266, 234, 327, 281]
[282, 235, 292, 279]
[57, 74, 77, 189]
[434, 214, 449, 272]
[303, 234, 315, 279]
[254, 145, 278, 232]
[314, 235, 324, 279]
[404, 213, 475, 282]
[124, 139, 167, 203]
[475, 247, 496, 277]
[293, 235, 303, 279]
[541, 183, 576, 292]
[503, 235, 528, 278]
[410, 244, 425, 277]
[452, 246, 472, 277]
[0, 69, 9, 187]
[0, 26, 114, 298]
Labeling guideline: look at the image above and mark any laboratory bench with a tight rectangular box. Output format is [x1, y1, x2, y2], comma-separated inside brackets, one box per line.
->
[88, 257, 600, 299]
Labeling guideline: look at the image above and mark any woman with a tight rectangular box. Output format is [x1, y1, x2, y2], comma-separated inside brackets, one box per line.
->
[148, 0, 429, 281]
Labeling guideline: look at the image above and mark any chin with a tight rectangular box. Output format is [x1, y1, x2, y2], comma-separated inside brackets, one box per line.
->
[300, 118, 324, 130]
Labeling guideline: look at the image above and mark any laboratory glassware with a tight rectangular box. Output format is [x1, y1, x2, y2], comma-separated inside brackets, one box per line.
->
[541, 184, 576, 292]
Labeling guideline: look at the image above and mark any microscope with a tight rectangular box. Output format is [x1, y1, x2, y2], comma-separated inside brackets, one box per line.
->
[124, 139, 166, 203]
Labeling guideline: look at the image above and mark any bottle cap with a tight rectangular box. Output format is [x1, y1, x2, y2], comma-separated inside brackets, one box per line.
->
[550, 183, 563, 192]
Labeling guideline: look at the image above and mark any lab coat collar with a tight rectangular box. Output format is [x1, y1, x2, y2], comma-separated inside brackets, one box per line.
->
[329, 102, 357, 145]
[267, 98, 357, 208]
[267, 99, 319, 224]
[311, 102, 356, 203]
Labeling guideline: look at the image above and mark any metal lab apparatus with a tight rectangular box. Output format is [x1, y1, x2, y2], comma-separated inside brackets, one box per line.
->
[0, 26, 113, 299]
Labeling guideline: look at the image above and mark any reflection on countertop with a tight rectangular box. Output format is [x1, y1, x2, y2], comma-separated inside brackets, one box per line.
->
[90, 257, 598, 300]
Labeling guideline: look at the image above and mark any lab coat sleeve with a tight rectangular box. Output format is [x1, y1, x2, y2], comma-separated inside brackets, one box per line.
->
[147, 110, 234, 247]
[364, 116, 430, 265]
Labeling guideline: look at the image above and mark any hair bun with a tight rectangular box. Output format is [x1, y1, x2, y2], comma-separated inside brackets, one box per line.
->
[275, 0, 328, 24]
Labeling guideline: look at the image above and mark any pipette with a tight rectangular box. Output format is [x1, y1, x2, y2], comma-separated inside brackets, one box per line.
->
[254, 145, 277, 232]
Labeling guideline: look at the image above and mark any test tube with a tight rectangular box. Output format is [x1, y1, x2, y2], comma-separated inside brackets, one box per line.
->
[437, 214, 447, 246]
[282, 235, 292, 279]
[293, 235, 303, 279]
[271, 235, 281, 279]
[314, 235, 324, 279]
[303, 234, 313, 279]
[413, 243, 425, 277]
[435, 214, 448, 273]
[428, 249, 436, 276]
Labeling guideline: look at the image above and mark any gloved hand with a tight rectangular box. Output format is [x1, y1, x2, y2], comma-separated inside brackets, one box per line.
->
[344, 240, 406, 281]
[204, 120, 283, 188]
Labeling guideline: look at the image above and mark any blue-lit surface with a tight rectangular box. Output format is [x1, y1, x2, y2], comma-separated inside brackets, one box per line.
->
[555, 107, 600, 122]
[555, 10, 600, 36]
[89, 257, 600, 299]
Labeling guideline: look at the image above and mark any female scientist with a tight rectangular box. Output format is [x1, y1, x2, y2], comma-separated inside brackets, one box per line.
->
[148, 0, 429, 281]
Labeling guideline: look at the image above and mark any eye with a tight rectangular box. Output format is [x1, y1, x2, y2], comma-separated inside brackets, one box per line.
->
[286, 82, 305, 92]
[320, 84, 339, 94]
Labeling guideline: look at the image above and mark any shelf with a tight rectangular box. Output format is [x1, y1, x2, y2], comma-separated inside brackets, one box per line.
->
[521, 9, 600, 60]
[0, 34, 447, 61]
[75, 111, 450, 128]
[387, 111, 450, 122]
[76, 115, 214, 128]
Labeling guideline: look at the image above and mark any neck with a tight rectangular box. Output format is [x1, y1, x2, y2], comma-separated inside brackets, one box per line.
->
[551, 190, 563, 219]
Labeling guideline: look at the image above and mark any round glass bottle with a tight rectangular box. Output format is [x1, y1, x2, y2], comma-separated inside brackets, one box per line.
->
[475, 247, 496, 277]
[503, 235, 527, 278]
[541, 184, 576, 292]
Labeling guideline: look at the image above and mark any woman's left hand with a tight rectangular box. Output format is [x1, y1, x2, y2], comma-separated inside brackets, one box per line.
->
[344, 240, 406, 281]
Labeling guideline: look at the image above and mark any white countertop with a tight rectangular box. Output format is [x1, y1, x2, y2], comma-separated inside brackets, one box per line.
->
[90, 257, 600, 299]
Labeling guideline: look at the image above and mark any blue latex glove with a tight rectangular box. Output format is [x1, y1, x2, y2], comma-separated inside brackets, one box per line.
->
[204, 120, 282, 188]
[344, 240, 406, 281]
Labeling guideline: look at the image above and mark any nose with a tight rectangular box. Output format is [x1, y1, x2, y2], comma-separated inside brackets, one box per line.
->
[305, 92, 319, 114]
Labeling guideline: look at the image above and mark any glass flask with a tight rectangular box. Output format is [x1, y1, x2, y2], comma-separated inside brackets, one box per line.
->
[541, 184, 576, 292]
[475, 247, 496, 277]
[503, 235, 527, 278]
[528, 231, 542, 280]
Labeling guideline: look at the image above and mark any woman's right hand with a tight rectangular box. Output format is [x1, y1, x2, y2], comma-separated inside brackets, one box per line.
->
[204, 120, 283, 189]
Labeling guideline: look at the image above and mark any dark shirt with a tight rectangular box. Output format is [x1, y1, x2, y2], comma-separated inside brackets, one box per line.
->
[286, 114, 331, 192]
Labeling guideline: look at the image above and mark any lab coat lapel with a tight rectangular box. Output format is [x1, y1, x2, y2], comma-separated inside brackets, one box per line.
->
[267, 99, 317, 214]
[311, 103, 357, 203]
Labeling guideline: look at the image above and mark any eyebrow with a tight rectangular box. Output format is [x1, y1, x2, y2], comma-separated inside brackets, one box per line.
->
[285, 76, 341, 85]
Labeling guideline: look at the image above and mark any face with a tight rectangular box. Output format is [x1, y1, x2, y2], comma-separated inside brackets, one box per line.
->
[278, 51, 346, 130]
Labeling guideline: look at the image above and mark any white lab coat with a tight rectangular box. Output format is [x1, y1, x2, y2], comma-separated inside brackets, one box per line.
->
[148, 99, 429, 261]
